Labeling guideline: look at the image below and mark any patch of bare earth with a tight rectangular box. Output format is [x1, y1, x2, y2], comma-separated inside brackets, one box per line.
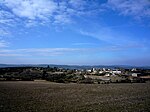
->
[0, 81, 150, 112]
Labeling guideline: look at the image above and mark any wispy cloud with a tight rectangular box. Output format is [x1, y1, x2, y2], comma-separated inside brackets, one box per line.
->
[79, 27, 125, 43]
[106, 0, 150, 19]
[79, 27, 146, 49]
[1, 0, 149, 28]
[0, 40, 9, 48]
[0, 28, 10, 36]
[72, 42, 97, 46]
[0, 48, 85, 57]
[0, 10, 17, 24]
[0, 0, 101, 27]
[0, 44, 147, 57]
[3, 0, 57, 19]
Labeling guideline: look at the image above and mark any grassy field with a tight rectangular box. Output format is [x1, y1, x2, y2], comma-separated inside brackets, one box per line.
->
[0, 81, 150, 112]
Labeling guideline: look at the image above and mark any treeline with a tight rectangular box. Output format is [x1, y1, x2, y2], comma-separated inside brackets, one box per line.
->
[0, 67, 149, 83]
[0, 67, 41, 81]
[0, 67, 84, 82]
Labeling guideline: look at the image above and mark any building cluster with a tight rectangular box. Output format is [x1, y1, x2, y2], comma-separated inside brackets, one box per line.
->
[80, 67, 150, 83]
[0, 66, 150, 83]
[33, 66, 150, 83]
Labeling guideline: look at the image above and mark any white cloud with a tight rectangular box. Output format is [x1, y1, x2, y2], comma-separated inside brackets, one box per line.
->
[107, 0, 150, 18]
[79, 28, 118, 42]
[0, 40, 9, 48]
[3, 0, 57, 20]
[0, 44, 146, 57]
[0, 0, 149, 28]
[0, 10, 18, 27]
[0, 0, 103, 27]
[69, 0, 86, 9]
[72, 43, 97, 46]
[0, 28, 9, 36]
[0, 53, 25, 56]
[0, 48, 86, 57]
[0, 0, 59, 26]
[54, 14, 71, 24]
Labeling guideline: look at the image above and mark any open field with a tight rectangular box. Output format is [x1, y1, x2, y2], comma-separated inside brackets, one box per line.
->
[0, 81, 150, 112]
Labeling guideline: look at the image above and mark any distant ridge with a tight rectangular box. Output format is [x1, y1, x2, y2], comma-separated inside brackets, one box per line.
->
[0, 64, 150, 69]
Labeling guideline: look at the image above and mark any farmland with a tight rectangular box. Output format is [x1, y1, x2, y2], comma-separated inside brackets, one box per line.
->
[0, 81, 150, 112]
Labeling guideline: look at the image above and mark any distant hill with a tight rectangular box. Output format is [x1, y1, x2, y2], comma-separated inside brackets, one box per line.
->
[0, 64, 149, 69]
[0, 64, 48, 68]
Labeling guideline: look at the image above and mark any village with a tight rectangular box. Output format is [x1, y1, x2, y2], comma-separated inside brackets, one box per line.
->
[0, 66, 150, 84]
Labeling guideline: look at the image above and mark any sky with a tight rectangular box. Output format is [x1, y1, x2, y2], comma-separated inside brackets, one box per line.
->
[0, 0, 150, 66]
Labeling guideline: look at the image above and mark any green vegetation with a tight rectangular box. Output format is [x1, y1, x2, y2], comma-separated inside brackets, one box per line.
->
[0, 67, 149, 83]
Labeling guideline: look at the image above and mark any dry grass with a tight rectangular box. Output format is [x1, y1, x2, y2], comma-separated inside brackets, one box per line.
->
[0, 81, 150, 112]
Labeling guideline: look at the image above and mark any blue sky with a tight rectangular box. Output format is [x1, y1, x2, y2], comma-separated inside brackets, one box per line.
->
[0, 0, 150, 65]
